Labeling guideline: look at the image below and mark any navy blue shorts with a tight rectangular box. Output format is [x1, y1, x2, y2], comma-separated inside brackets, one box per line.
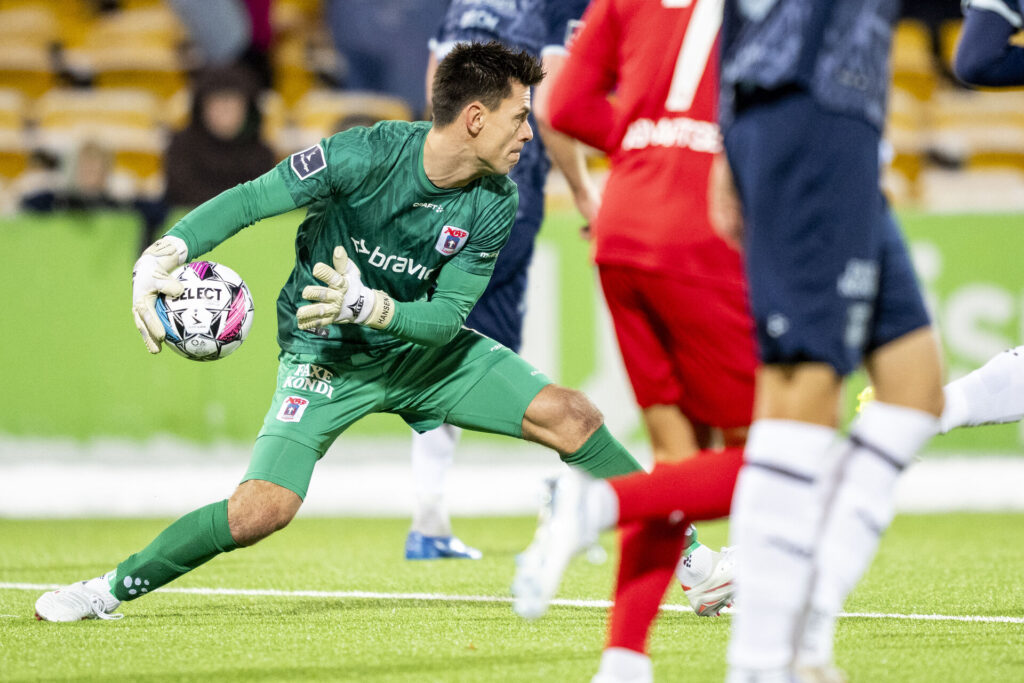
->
[464, 218, 541, 352]
[724, 90, 930, 376]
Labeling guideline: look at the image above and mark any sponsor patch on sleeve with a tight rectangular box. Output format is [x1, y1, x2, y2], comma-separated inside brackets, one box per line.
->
[290, 144, 327, 181]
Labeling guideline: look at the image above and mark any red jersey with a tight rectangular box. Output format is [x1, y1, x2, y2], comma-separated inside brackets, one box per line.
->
[549, 0, 742, 287]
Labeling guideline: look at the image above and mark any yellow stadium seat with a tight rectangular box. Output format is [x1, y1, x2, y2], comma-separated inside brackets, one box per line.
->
[0, 126, 28, 178]
[0, 42, 54, 98]
[0, 5, 60, 45]
[939, 19, 963, 74]
[294, 89, 413, 142]
[892, 20, 938, 100]
[63, 44, 186, 99]
[918, 167, 1024, 212]
[272, 37, 316, 107]
[0, 88, 26, 129]
[35, 88, 161, 131]
[81, 5, 186, 49]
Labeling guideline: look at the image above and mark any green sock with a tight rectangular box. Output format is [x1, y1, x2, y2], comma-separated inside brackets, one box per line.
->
[111, 499, 238, 601]
[684, 524, 701, 554]
[561, 424, 643, 478]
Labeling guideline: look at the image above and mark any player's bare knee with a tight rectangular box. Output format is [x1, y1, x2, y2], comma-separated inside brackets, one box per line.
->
[228, 480, 302, 547]
[553, 386, 603, 450]
[522, 384, 603, 453]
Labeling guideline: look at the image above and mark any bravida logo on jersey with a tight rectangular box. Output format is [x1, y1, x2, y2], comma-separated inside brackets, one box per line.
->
[435, 226, 469, 256]
[290, 144, 326, 180]
[276, 396, 309, 422]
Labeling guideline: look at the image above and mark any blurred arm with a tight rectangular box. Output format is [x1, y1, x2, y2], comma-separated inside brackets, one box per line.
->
[535, 51, 601, 226]
[954, 6, 1024, 86]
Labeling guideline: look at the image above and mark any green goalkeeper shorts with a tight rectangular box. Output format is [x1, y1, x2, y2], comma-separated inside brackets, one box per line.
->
[245, 328, 551, 497]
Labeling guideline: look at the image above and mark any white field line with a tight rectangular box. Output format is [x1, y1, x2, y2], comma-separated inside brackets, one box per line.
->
[3, 583, 1023, 624]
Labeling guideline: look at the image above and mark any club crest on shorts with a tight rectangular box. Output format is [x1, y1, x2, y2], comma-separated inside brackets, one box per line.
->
[435, 225, 469, 256]
[290, 144, 326, 180]
[276, 396, 309, 422]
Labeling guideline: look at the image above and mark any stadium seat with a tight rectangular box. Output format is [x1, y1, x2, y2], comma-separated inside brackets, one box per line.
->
[0, 42, 55, 98]
[886, 86, 927, 184]
[81, 5, 186, 49]
[0, 88, 26, 128]
[35, 88, 161, 131]
[0, 5, 60, 46]
[62, 44, 186, 100]
[892, 20, 938, 100]
[293, 89, 413, 146]
[918, 167, 1024, 212]
[0, 126, 28, 179]
[259, 90, 294, 159]
[272, 36, 317, 107]
[930, 90, 1024, 169]
[34, 87, 167, 176]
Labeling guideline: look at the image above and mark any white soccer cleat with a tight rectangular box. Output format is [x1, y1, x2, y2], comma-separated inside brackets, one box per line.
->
[591, 647, 653, 683]
[682, 546, 736, 617]
[512, 468, 600, 620]
[796, 665, 847, 683]
[35, 576, 123, 622]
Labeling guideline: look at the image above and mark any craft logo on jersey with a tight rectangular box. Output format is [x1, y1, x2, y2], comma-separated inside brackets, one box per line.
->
[290, 144, 326, 180]
[276, 396, 309, 423]
[435, 226, 469, 256]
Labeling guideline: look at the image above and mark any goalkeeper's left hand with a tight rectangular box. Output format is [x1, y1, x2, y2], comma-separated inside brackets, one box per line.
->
[297, 245, 395, 331]
[132, 235, 188, 353]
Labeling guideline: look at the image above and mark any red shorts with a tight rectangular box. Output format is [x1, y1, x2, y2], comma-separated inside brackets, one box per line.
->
[598, 265, 757, 429]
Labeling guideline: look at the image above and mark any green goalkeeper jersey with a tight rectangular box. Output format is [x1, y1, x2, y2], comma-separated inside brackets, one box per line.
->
[167, 120, 519, 361]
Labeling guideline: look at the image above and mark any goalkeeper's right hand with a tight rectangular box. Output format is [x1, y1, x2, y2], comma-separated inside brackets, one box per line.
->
[132, 236, 188, 353]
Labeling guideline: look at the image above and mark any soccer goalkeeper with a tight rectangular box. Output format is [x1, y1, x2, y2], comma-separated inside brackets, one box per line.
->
[34, 42, 646, 622]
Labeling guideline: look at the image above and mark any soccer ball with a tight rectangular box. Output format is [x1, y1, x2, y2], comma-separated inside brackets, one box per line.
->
[155, 261, 254, 361]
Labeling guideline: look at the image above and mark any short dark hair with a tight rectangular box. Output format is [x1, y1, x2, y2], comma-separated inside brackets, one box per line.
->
[431, 41, 545, 127]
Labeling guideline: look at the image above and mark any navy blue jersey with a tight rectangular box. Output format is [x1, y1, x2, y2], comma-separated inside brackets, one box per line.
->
[721, 0, 899, 132]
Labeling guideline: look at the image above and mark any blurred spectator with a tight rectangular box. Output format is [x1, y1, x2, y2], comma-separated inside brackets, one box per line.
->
[18, 142, 168, 249]
[168, 0, 272, 87]
[164, 65, 275, 209]
[325, 0, 447, 118]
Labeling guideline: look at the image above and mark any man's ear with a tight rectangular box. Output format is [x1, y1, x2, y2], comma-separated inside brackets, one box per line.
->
[464, 101, 486, 136]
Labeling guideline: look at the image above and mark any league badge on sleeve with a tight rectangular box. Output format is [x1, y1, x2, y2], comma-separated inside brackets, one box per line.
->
[290, 144, 327, 180]
[435, 225, 469, 256]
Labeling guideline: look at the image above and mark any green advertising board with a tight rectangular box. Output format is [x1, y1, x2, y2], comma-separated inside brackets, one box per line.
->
[0, 208, 1020, 453]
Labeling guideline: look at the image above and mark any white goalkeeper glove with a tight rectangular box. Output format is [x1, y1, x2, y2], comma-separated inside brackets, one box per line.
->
[297, 245, 395, 331]
[132, 235, 188, 353]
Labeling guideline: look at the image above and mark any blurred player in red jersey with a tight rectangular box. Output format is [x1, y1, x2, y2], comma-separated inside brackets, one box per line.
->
[515, 1, 756, 680]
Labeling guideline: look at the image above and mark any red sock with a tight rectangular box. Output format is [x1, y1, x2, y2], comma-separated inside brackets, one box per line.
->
[607, 520, 690, 652]
[610, 446, 743, 524]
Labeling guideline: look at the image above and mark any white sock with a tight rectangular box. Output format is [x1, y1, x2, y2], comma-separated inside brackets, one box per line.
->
[941, 346, 1024, 433]
[727, 419, 838, 673]
[410, 424, 461, 537]
[675, 542, 714, 589]
[587, 478, 620, 532]
[593, 648, 652, 683]
[799, 401, 939, 667]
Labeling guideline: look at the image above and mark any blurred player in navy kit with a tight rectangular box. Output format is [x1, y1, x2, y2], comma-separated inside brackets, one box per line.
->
[714, 2, 945, 680]
[404, 0, 602, 560]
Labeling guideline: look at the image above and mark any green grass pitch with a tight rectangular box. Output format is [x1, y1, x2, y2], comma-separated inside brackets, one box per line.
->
[2, 513, 1023, 681]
